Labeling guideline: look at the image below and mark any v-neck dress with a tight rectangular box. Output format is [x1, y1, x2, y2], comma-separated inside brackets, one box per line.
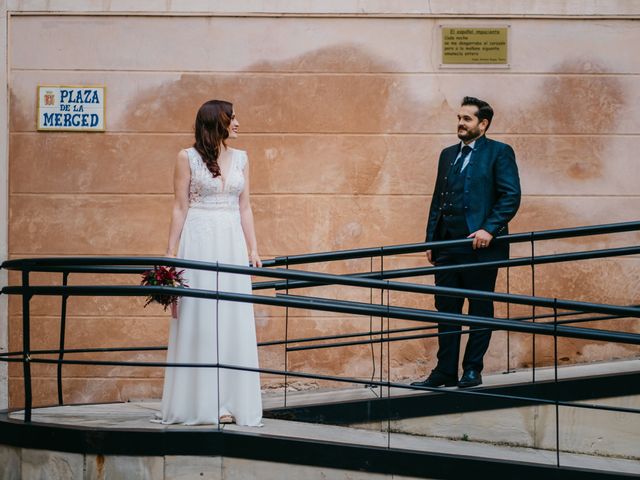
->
[159, 147, 262, 426]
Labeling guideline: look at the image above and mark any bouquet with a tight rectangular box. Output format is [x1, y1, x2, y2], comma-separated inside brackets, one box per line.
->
[140, 265, 188, 311]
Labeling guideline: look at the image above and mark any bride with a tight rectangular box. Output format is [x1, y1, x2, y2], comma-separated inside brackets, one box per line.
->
[158, 99, 263, 426]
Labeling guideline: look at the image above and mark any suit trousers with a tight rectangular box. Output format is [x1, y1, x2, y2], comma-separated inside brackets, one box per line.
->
[433, 250, 498, 377]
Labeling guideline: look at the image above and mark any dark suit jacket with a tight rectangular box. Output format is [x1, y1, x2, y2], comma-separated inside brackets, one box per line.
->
[426, 135, 521, 261]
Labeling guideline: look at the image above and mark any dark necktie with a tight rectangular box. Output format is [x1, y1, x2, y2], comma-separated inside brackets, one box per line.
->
[454, 145, 472, 175]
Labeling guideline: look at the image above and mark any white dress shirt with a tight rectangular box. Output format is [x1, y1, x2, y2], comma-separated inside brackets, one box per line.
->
[454, 139, 476, 173]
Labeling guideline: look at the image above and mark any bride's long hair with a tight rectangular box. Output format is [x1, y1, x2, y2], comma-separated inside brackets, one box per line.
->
[193, 99, 233, 178]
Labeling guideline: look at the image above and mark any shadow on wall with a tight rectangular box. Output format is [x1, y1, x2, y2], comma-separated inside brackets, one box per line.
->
[121, 46, 634, 377]
[125, 43, 447, 134]
[517, 59, 624, 182]
[123, 44, 454, 385]
[6, 43, 633, 399]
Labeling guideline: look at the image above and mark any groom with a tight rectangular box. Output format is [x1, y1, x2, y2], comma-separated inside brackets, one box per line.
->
[412, 96, 521, 389]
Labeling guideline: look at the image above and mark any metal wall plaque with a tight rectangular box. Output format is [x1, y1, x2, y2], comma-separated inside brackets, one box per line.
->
[37, 85, 106, 131]
[442, 27, 508, 65]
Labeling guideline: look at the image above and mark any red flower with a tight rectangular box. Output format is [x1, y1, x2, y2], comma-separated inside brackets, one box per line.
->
[141, 265, 188, 311]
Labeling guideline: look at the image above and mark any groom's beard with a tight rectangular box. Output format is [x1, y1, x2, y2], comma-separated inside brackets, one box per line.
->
[457, 125, 482, 142]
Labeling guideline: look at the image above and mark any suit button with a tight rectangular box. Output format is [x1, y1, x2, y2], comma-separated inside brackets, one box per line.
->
[464, 206, 468, 210]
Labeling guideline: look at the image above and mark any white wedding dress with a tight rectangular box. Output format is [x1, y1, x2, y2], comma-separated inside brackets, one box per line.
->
[159, 147, 263, 426]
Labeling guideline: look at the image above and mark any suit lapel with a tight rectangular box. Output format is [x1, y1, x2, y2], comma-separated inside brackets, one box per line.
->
[464, 135, 488, 180]
[445, 144, 459, 172]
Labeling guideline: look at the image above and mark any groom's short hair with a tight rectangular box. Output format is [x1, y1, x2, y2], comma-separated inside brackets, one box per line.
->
[462, 96, 494, 130]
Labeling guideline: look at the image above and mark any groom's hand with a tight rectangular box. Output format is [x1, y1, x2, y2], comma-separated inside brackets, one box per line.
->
[426, 249, 435, 265]
[468, 229, 493, 249]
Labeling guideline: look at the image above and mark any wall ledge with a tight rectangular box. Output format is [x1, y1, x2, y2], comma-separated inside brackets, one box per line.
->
[6, 0, 640, 18]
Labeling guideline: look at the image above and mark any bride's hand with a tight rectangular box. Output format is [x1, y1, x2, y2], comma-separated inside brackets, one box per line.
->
[249, 251, 262, 268]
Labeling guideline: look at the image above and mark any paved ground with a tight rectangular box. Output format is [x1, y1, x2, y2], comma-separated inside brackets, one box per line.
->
[8, 359, 640, 475]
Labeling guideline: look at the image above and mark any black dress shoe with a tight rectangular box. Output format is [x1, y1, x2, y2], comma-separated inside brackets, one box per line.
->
[410, 371, 457, 388]
[458, 370, 482, 388]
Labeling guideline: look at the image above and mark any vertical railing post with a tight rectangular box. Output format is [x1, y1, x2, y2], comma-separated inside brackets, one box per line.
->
[283, 257, 289, 408]
[367, 255, 376, 388]
[57, 271, 69, 405]
[505, 266, 511, 374]
[383, 249, 390, 396]
[378, 249, 384, 387]
[553, 298, 560, 468]
[215, 262, 220, 431]
[21, 270, 33, 422]
[530, 233, 537, 383]
[385, 276, 391, 449]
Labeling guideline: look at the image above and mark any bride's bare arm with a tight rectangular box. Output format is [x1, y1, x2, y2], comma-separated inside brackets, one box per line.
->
[165, 150, 191, 257]
[239, 159, 262, 267]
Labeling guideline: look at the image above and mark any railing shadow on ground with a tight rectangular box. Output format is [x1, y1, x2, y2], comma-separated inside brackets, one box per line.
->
[1, 220, 639, 472]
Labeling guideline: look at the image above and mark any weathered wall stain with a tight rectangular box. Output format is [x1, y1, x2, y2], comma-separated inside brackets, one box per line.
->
[8, 90, 29, 132]
[7, 24, 640, 407]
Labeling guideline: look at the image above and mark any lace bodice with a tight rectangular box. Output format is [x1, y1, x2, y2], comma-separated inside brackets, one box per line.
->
[186, 147, 247, 210]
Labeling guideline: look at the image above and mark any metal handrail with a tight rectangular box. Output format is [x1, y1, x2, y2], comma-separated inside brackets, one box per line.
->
[3, 284, 639, 344]
[0, 306, 629, 357]
[1, 219, 639, 434]
[261, 220, 640, 267]
[3, 263, 640, 319]
[3, 220, 639, 274]
[255, 245, 640, 290]
[16, 357, 640, 416]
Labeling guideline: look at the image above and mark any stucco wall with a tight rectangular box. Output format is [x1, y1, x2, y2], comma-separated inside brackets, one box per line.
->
[5, 2, 640, 407]
[0, 0, 9, 411]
